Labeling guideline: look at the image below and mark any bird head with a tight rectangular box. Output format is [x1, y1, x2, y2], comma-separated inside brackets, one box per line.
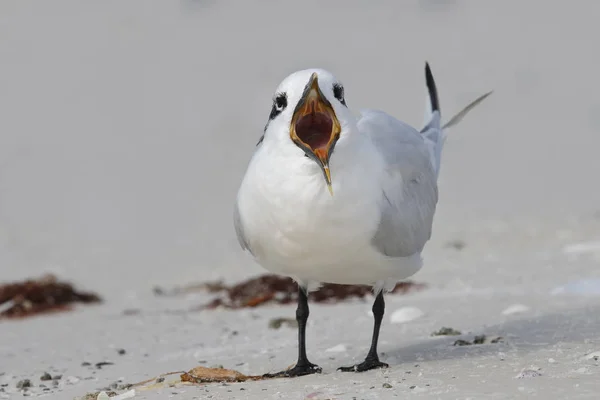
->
[262, 69, 352, 195]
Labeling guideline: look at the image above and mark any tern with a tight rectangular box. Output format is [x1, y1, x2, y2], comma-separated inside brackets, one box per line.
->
[234, 63, 491, 376]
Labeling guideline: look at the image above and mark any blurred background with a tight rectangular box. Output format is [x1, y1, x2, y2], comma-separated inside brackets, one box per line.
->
[0, 0, 599, 295]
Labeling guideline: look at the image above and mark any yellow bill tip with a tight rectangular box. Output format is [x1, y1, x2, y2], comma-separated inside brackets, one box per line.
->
[324, 166, 333, 196]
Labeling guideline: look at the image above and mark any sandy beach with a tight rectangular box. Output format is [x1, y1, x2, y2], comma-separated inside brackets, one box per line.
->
[1, 1, 600, 399]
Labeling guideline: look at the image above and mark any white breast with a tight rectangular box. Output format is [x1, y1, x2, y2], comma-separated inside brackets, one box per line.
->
[236, 133, 423, 287]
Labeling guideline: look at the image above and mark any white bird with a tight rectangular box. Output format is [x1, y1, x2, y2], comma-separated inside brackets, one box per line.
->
[234, 63, 491, 376]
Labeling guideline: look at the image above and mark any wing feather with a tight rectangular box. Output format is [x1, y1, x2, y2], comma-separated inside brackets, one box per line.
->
[233, 200, 253, 255]
[358, 109, 438, 258]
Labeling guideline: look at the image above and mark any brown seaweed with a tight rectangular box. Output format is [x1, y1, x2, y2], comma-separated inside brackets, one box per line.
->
[154, 274, 426, 310]
[0, 274, 101, 319]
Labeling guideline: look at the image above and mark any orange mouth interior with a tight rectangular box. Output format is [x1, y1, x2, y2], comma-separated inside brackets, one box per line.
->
[294, 111, 334, 150]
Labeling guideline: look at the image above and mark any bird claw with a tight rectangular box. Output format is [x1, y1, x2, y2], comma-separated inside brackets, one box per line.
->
[263, 362, 322, 378]
[338, 359, 389, 372]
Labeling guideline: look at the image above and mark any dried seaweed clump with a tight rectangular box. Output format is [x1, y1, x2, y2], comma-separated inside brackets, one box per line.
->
[453, 335, 503, 346]
[180, 366, 265, 384]
[0, 274, 101, 319]
[431, 327, 462, 336]
[164, 274, 426, 310]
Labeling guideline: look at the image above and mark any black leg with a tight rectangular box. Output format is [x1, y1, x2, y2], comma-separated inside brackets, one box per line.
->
[263, 285, 322, 378]
[338, 291, 389, 372]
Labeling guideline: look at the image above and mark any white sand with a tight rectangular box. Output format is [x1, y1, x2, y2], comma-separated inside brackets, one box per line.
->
[1, 1, 600, 399]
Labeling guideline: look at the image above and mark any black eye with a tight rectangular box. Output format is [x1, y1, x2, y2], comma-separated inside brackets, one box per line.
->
[333, 83, 346, 106]
[269, 92, 287, 120]
[275, 94, 287, 110]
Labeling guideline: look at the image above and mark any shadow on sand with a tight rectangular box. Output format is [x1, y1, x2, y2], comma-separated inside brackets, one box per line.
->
[383, 304, 600, 365]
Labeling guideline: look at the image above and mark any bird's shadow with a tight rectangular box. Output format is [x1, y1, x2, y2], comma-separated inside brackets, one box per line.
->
[381, 303, 600, 366]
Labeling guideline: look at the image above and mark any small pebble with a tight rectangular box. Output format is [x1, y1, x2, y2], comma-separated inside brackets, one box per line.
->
[515, 369, 542, 378]
[325, 344, 347, 353]
[382, 383, 392, 388]
[117, 349, 126, 355]
[453, 339, 472, 346]
[390, 307, 424, 324]
[97, 392, 110, 400]
[40, 372, 52, 381]
[268, 317, 298, 329]
[502, 304, 530, 315]
[473, 335, 486, 344]
[431, 327, 461, 336]
[16, 380, 32, 389]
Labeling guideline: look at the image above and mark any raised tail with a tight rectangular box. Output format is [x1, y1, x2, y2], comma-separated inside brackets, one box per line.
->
[420, 62, 492, 179]
[420, 62, 444, 179]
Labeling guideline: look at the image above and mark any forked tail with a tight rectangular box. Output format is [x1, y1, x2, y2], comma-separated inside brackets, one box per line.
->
[420, 62, 492, 179]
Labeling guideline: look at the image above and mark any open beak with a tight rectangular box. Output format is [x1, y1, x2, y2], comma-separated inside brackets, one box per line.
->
[290, 73, 341, 196]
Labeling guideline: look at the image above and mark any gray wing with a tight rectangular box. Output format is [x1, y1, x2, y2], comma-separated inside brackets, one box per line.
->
[358, 109, 439, 258]
[233, 200, 253, 255]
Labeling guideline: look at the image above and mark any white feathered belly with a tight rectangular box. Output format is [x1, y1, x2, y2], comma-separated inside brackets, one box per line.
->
[240, 162, 423, 287]
[261, 241, 423, 287]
